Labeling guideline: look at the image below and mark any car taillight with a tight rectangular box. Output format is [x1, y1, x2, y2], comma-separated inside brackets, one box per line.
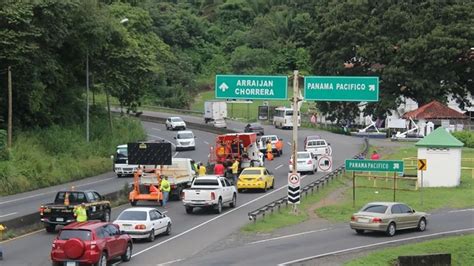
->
[135, 224, 146, 230]
[211, 192, 216, 200]
[307, 160, 312, 164]
[90, 241, 97, 250]
[39, 206, 44, 215]
[351, 215, 356, 221]
[372, 218, 382, 223]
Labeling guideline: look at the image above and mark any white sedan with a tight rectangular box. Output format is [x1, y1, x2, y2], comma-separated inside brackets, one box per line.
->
[289, 151, 317, 174]
[114, 207, 171, 242]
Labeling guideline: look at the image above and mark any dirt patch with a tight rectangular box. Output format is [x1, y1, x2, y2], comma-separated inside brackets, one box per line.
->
[307, 184, 349, 220]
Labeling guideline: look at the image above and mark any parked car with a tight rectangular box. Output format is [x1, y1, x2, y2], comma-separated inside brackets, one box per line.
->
[350, 202, 428, 236]
[244, 123, 264, 136]
[114, 207, 171, 242]
[174, 130, 196, 151]
[51, 221, 132, 265]
[237, 167, 274, 193]
[165, 117, 186, 130]
[289, 151, 317, 174]
[40, 190, 111, 233]
[304, 135, 321, 147]
[182, 175, 237, 214]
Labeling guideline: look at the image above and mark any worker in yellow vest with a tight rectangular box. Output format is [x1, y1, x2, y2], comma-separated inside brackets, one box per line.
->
[74, 203, 88, 222]
[231, 159, 240, 185]
[160, 175, 171, 208]
[0, 223, 6, 260]
[198, 163, 207, 176]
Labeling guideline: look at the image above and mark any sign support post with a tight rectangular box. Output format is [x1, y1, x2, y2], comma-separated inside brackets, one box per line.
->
[291, 70, 299, 214]
[352, 171, 356, 207]
[393, 172, 396, 202]
[417, 159, 427, 206]
[421, 170, 424, 206]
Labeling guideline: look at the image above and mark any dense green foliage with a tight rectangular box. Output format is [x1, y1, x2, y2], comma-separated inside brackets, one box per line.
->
[453, 130, 474, 148]
[0, 0, 472, 127]
[0, 114, 145, 195]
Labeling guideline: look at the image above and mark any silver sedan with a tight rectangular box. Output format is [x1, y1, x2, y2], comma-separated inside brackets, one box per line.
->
[350, 202, 427, 236]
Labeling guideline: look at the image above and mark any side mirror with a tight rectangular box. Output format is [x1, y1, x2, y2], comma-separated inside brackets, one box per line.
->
[412, 209, 416, 213]
[110, 155, 114, 160]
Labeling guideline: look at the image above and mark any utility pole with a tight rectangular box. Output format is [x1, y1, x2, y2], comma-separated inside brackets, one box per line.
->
[7, 66, 12, 149]
[86, 50, 90, 142]
[291, 70, 299, 213]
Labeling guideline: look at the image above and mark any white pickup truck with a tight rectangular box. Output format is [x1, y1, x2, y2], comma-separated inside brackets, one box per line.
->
[304, 139, 332, 158]
[182, 175, 237, 214]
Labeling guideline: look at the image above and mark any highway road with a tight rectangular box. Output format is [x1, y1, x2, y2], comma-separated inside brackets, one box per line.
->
[0, 110, 364, 265]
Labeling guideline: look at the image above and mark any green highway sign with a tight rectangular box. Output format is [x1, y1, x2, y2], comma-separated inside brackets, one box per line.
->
[215, 75, 288, 100]
[304, 76, 379, 102]
[345, 159, 404, 173]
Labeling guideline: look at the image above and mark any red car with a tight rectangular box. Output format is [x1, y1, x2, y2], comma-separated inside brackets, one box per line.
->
[51, 221, 132, 266]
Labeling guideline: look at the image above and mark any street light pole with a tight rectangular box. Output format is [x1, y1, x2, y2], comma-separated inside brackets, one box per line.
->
[86, 49, 90, 142]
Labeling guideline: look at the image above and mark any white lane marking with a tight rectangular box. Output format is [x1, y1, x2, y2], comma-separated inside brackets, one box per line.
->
[0, 212, 17, 218]
[204, 141, 209, 145]
[278, 228, 474, 265]
[132, 174, 311, 258]
[248, 228, 329, 245]
[275, 164, 283, 170]
[148, 134, 176, 148]
[173, 152, 179, 157]
[0, 192, 47, 205]
[287, 142, 291, 146]
[152, 127, 162, 131]
[157, 258, 184, 266]
[0, 173, 127, 207]
[448, 208, 474, 213]
[75, 177, 115, 188]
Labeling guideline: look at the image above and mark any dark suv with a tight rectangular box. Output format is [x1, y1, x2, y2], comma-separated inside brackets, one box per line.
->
[51, 221, 132, 266]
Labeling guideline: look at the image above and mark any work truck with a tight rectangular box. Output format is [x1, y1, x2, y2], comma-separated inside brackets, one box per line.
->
[182, 175, 237, 214]
[40, 190, 111, 232]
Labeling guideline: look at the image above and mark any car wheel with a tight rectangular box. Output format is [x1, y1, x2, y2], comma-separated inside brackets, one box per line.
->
[96, 252, 107, 266]
[185, 206, 193, 214]
[280, 149, 283, 156]
[147, 229, 155, 242]
[355, 229, 364, 235]
[417, 218, 427, 232]
[215, 198, 223, 214]
[130, 201, 137, 206]
[101, 209, 111, 222]
[386, 222, 396, 237]
[263, 182, 268, 192]
[121, 242, 132, 262]
[229, 194, 237, 208]
[271, 179, 275, 189]
[117, 174, 122, 178]
[165, 222, 172, 235]
[45, 224, 56, 233]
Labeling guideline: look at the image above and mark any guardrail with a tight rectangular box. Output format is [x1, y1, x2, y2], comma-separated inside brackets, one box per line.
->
[247, 138, 370, 222]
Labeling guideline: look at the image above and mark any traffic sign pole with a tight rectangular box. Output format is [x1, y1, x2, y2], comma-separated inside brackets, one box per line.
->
[291, 70, 299, 214]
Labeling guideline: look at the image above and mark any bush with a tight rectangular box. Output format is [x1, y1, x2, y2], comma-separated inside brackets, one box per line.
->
[0, 129, 9, 160]
[453, 130, 474, 148]
[0, 115, 146, 195]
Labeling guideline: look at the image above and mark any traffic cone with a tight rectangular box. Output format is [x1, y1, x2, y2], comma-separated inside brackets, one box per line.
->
[267, 151, 274, 161]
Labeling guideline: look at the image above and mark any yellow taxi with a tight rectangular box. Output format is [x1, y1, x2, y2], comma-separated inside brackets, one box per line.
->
[237, 167, 274, 192]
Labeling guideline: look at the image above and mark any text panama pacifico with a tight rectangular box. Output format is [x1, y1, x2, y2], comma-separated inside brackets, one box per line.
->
[233, 79, 275, 95]
[306, 82, 366, 91]
[348, 161, 401, 170]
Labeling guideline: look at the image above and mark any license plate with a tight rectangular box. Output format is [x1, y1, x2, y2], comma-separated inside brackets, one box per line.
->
[66, 262, 77, 266]
[123, 224, 132, 227]
[358, 218, 369, 223]
[56, 217, 64, 222]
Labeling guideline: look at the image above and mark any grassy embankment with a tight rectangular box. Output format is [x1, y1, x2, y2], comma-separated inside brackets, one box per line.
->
[242, 145, 474, 232]
[345, 234, 474, 266]
[0, 114, 146, 196]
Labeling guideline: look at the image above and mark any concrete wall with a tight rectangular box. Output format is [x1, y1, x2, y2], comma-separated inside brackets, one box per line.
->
[417, 147, 462, 187]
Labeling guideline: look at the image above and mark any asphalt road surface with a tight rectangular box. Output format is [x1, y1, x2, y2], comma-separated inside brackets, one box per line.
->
[1, 111, 365, 265]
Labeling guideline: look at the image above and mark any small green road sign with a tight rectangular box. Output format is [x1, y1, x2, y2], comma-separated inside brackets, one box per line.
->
[304, 76, 379, 102]
[345, 159, 404, 173]
[215, 75, 288, 100]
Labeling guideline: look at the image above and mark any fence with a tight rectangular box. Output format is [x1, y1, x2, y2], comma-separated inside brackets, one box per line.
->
[247, 138, 370, 221]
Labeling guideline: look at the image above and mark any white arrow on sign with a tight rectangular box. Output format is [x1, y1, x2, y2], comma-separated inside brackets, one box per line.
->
[219, 82, 229, 92]
[368, 85, 375, 91]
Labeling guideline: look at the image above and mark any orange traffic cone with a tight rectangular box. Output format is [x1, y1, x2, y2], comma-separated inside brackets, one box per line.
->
[267, 151, 274, 161]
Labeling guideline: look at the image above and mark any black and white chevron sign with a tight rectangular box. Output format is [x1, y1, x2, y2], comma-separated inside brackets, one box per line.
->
[288, 185, 300, 204]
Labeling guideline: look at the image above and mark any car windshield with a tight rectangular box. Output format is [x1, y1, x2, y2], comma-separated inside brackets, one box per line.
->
[362, 204, 388, 214]
[241, 169, 262, 175]
[286, 111, 293, 116]
[116, 148, 127, 157]
[117, 211, 147, 221]
[308, 140, 325, 146]
[59, 229, 92, 241]
[171, 118, 183, 122]
[297, 153, 310, 159]
[177, 133, 193, 139]
[193, 179, 219, 186]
